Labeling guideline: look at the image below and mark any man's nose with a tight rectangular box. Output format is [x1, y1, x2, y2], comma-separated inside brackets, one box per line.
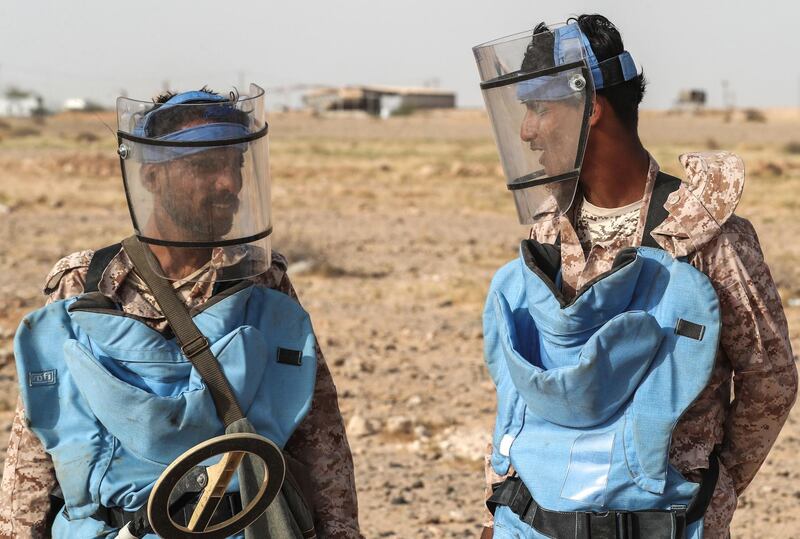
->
[520, 109, 539, 143]
[212, 168, 243, 195]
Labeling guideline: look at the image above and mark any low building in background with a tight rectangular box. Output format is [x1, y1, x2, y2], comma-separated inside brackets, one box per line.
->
[62, 98, 106, 112]
[63, 98, 89, 112]
[0, 89, 44, 117]
[671, 89, 707, 115]
[304, 85, 456, 117]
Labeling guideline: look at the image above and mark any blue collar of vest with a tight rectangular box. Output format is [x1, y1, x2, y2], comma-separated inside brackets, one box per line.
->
[67, 283, 254, 359]
[494, 288, 662, 427]
[518, 243, 644, 342]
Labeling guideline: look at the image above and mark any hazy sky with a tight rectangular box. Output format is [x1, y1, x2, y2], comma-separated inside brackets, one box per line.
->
[1, 0, 798, 110]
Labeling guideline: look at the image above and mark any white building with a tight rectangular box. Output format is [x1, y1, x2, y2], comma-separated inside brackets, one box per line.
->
[0, 95, 41, 117]
[63, 98, 89, 111]
[304, 85, 456, 117]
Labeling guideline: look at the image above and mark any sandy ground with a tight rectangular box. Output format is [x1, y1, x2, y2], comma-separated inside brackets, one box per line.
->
[0, 109, 798, 538]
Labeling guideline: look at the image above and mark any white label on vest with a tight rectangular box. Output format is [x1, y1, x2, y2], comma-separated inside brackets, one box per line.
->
[499, 434, 515, 457]
[28, 370, 57, 387]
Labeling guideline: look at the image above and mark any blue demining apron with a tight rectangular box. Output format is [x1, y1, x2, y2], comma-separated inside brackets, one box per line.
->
[14, 277, 317, 538]
[484, 238, 720, 539]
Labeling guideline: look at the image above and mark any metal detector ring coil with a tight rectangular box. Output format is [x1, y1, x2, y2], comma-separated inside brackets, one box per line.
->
[148, 433, 285, 539]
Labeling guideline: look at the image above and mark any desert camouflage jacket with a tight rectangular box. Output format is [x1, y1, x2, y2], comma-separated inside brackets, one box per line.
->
[484, 152, 798, 539]
[0, 247, 361, 539]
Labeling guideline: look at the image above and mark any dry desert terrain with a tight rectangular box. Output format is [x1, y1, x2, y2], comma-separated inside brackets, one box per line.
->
[0, 109, 798, 538]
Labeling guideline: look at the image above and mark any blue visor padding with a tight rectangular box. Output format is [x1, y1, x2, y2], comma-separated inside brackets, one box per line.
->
[615, 51, 638, 83]
[556, 23, 638, 90]
[135, 91, 245, 138]
[516, 75, 577, 102]
[516, 22, 638, 102]
[554, 24, 598, 73]
[139, 122, 249, 164]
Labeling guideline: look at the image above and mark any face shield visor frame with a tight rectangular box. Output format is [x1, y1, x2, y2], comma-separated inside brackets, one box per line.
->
[474, 24, 596, 225]
[116, 83, 272, 282]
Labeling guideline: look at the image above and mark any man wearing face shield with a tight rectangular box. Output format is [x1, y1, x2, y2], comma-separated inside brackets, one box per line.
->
[0, 86, 361, 538]
[475, 15, 796, 539]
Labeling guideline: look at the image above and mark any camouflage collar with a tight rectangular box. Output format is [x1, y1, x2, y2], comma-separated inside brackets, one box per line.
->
[559, 151, 745, 260]
[650, 151, 745, 257]
[97, 245, 249, 320]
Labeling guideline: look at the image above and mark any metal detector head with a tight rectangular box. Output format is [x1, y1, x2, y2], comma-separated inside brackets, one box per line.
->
[147, 433, 285, 539]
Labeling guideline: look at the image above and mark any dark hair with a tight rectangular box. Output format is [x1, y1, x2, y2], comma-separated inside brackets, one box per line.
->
[152, 85, 219, 105]
[521, 22, 556, 72]
[573, 14, 647, 129]
[145, 86, 247, 137]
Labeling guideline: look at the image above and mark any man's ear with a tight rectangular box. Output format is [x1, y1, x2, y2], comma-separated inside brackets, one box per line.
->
[589, 95, 605, 127]
[589, 95, 611, 127]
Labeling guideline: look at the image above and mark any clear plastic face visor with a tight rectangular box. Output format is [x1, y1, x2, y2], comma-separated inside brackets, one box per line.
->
[474, 24, 595, 224]
[116, 83, 271, 282]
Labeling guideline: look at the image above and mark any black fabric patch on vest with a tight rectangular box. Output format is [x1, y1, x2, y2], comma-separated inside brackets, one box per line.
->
[277, 347, 303, 366]
[68, 291, 120, 313]
[641, 172, 683, 249]
[675, 319, 705, 341]
[521, 240, 561, 283]
[84, 243, 123, 293]
[610, 247, 637, 271]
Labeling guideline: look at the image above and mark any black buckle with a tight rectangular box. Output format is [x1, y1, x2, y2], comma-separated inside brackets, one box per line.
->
[615, 511, 634, 539]
[587, 511, 616, 539]
[181, 335, 209, 358]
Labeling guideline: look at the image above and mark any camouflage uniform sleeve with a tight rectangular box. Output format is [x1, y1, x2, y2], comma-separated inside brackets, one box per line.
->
[0, 399, 57, 539]
[482, 442, 513, 529]
[42, 250, 93, 305]
[0, 252, 92, 538]
[695, 216, 798, 494]
[278, 273, 362, 539]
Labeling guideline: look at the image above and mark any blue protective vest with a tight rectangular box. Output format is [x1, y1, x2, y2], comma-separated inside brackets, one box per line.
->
[14, 282, 317, 538]
[484, 243, 720, 539]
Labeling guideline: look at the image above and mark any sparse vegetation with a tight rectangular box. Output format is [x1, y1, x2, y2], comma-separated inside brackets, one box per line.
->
[8, 126, 40, 138]
[0, 110, 797, 537]
[390, 103, 417, 117]
[743, 108, 767, 122]
[783, 141, 800, 155]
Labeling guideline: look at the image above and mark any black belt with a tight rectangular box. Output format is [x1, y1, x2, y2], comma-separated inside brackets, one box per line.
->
[487, 453, 719, 539]
[93, 492, 242, 533]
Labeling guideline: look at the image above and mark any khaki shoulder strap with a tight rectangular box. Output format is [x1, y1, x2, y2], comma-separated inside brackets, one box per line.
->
[121, 236, 244, 426]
